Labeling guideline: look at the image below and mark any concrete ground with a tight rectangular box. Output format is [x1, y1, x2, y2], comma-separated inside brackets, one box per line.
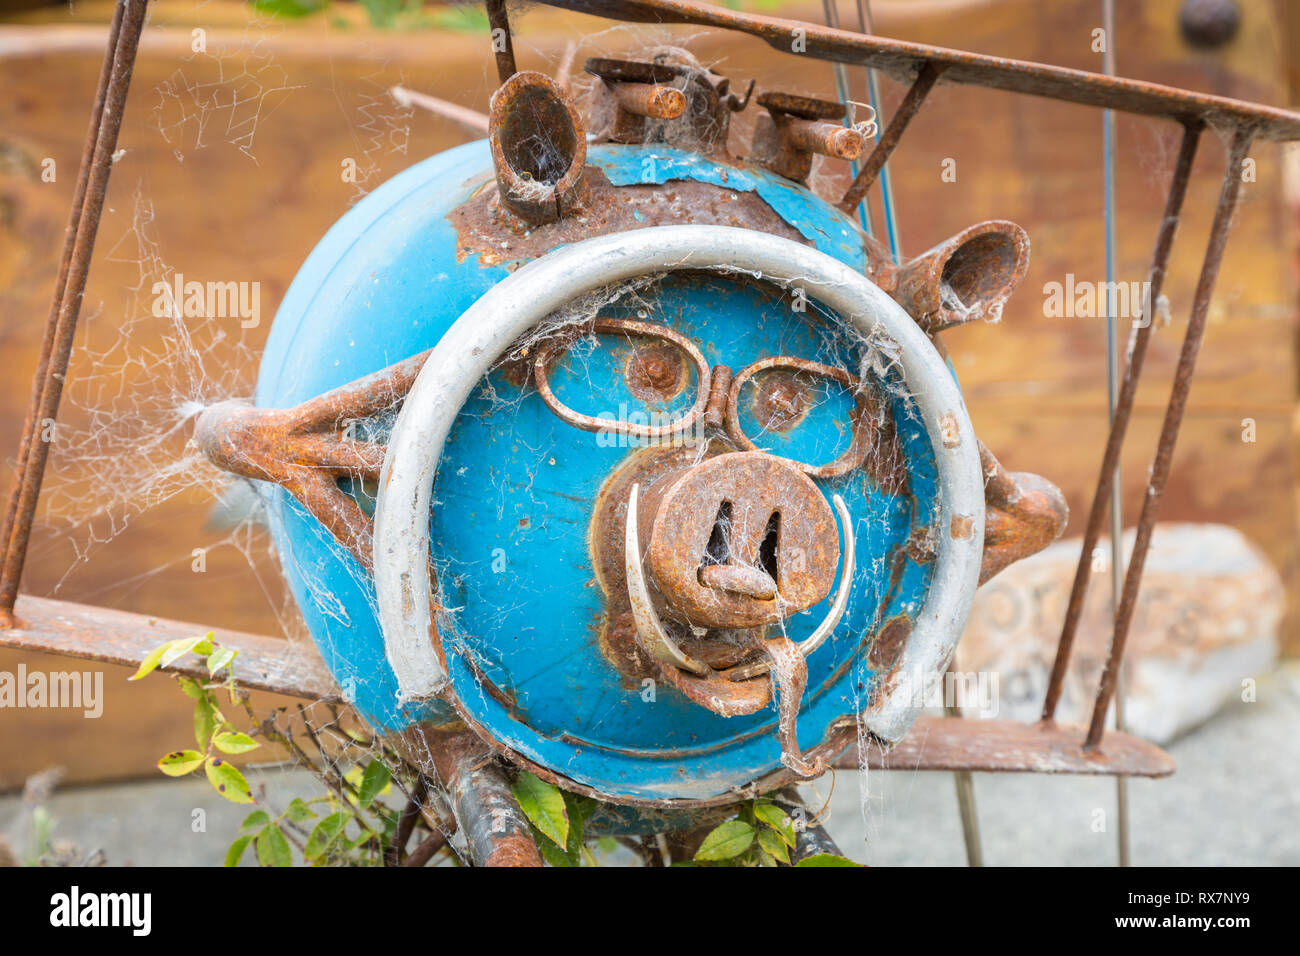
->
[4, 663, 1298, 866]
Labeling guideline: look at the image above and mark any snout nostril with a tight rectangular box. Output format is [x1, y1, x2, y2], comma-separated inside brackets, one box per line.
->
[758, 512, 780, 583]
[702, 500, 732, 566]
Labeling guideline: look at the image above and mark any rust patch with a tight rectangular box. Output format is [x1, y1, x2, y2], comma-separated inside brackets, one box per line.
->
[938, 411, 961, 449]
[868, 614, 913, 671]
[449, 166, 807, 268]
[625, 341, 689, 403]
[950, 513, 975, 540]
[751, 370, 810, 432]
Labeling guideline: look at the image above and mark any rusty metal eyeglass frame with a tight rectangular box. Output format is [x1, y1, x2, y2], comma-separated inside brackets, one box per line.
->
[534, 316, 875, 477]
[0, 0, 1295, 866]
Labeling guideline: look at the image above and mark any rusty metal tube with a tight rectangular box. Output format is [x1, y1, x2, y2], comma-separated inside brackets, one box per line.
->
[0, 0, 148, 622]
[889, 220, 1030, 331]
[429, 732, 543, 867]
[609, 81, 687, 119]
[489, 71, 588, 225]
[1084, 125, 1255, 748]
[784, 116, 865, 159]
[1042, 120, 1201, 722]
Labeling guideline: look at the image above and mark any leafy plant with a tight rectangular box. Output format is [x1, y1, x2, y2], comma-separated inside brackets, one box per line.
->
[688, 799, 862, 867]
[135, 635, 859, 868]
[510, 771, 601, 867]
[250, 0, 488, 32]
[133, 633, 257, 805]
[133, 634, 435, 867]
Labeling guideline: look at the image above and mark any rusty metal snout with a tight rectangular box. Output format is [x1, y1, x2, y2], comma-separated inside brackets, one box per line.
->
[621, 453, 857, 777]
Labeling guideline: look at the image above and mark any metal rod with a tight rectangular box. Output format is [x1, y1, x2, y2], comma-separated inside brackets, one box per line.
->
[0, 0, 147, 621]
[773, 791, 845, 863]
[1099, 0, 1129, 869]
[485, 0, 518, 84]
[0, 5, 123, 596]
[390, 85, 490, 134]
[952, 768, 983, 866]
[854, 0, 901, 261]
[821, 0, 873, 236]
[1085, 124, 1255, 748]
[430, 731, 543, 867]
[839, 62, 940, 213]
[944, 657, 983, 866]
[1041, 119, 1201, 720]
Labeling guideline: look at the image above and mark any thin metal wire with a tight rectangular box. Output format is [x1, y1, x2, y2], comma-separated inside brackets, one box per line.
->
[1100, 0, 1131, 869]
[822, 0, 874, 237]
[854, 0, 901, 262]
[944, 656, 983, 866]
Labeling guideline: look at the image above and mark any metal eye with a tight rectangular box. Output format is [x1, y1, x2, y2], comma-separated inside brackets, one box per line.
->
[533, 317, 711, 440]
[724, 355, 873, 478]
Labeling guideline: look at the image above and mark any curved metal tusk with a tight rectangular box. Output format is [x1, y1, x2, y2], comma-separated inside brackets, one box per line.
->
[722, 493, 855, 682]
[795, 493, 856, 658]
[625, 484, 708, 676]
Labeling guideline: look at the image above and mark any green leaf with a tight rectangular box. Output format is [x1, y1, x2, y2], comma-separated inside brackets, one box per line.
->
[256, 824, 293, 867]
[358, 0, 402, 28]
[204, 757, 253, 804]
[194, 697, 218, 749]
[176, 677, 206, 700]
[356, 759, 392, 809]
[213, 731, 260, 755]
[559, 791, 587, 866]
[304, 812, 350, 860]
[431, 5, 489, 33]
[225, 834, 253, 868]
[129, 642, 170, 681]
[757, 827, 790, 865]
[753, 802, 797, 848]
[160, 633, 213, 669]
[157, 749, 205, 777]
[207, 646, 237, 676]
[695, 820, 755, 861]
[253, 0, 327, 18]
[795, 853, 863, 867]
[510, 772, 568, 849]
[240, 810, 271, 833]
[284, 798, 317, 824]
[534, 832, 574, 868]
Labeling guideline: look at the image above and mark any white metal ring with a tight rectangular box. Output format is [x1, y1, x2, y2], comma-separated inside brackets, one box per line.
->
[373, 225, 984, 745]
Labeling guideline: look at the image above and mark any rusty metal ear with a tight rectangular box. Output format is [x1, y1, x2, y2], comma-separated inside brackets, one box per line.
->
[887, 220, 1031, 333]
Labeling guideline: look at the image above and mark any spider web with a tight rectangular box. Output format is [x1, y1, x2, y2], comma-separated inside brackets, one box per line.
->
[18, 9, 925, 863]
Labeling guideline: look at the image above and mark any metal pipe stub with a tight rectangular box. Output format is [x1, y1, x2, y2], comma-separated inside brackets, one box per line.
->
[489, 71, 588, 224]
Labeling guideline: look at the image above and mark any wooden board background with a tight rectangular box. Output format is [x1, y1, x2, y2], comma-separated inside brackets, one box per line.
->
[0, 0, 1295, 788]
